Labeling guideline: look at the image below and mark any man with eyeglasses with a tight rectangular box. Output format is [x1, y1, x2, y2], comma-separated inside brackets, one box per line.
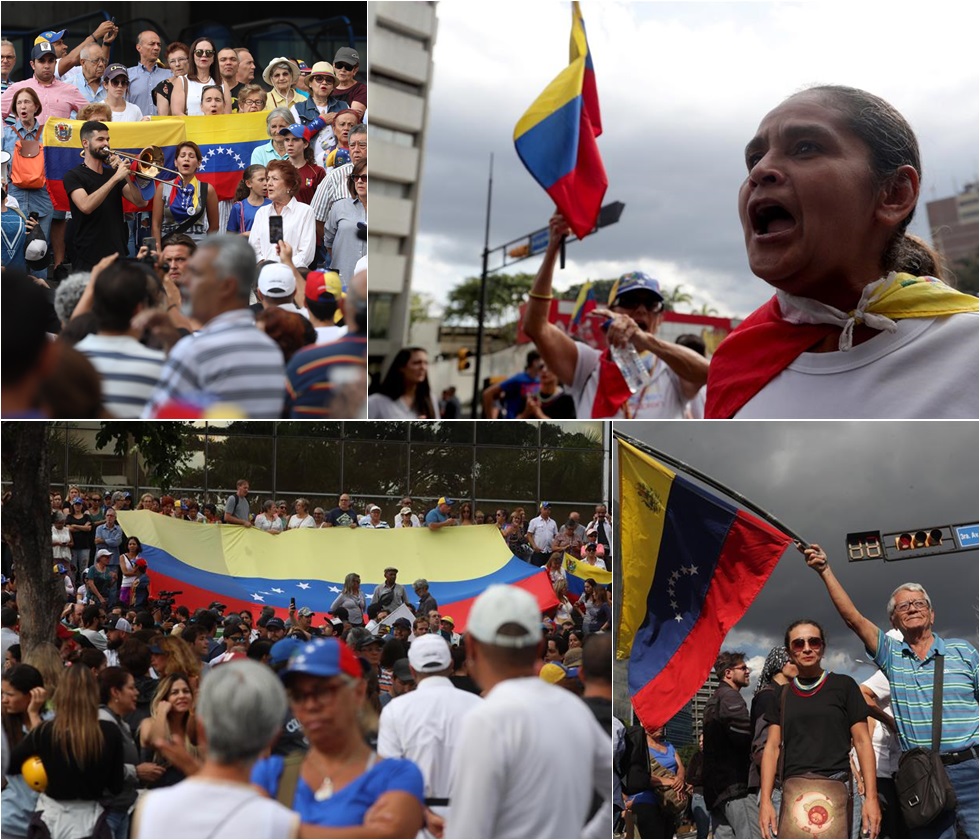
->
[702, 650, 757, 839]
[523, 214, 709, 418]
[59, 44, 109, 102]
[805, 544, 978, 838]
[126, 31, 171, 116]
[311, 122, 366, 235]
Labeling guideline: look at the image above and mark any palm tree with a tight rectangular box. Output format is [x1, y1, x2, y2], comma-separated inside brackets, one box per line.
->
[661, 284, 694, 312]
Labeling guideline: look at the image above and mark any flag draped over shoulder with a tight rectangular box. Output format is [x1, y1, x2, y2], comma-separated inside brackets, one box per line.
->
[43, 112, 269, 211]
[617, 439, 793, 728]
[117, 512, 557, 631]
[514, 1, 607, 240]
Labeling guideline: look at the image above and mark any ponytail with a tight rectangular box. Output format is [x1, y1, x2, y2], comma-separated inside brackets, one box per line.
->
[885, 233, 947, 281]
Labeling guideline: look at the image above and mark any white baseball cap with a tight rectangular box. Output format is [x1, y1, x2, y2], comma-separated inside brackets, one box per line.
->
[467, 584, 541, 649]
[25, 239, 48, 261]
[257, 263, 296, 298]
[408, 633, 451, 673]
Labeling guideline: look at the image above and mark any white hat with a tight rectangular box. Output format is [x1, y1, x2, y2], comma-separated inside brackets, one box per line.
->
[408, 633, 451, 673]
[257, 263, 296, 298]
[113, 618, 133, 633]
[25, 239, 48, 261]
[467, 584, 540, 649]
[368, 505, 381, 513]
[95, 548, 113, 560]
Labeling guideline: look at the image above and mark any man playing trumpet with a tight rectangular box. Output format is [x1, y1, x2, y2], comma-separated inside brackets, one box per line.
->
[63, 120, 149, 271]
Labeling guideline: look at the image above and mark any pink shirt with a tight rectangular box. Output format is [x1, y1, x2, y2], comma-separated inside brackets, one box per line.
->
[1, 78, 89, 126]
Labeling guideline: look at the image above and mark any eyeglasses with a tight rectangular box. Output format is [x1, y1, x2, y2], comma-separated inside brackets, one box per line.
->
[168, 56, 188, 65]
[789, 637, 824, 652]
[311, 75, 334, 83]
[108, 78, 128, 86]
[194, 49, 215, 57]
[287, 681, 345, 706]
[83, 58, 107, 66]
[731, 664, 750, 671]
[334, 62, 354, 71]
[617, 296, 664, 313]
[894, 599, 930, 614]
[353, 173, 368, 182]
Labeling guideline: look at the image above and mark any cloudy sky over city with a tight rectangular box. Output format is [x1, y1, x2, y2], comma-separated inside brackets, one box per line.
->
[411, 1, 978, 318]
[613, 421, 979, 693]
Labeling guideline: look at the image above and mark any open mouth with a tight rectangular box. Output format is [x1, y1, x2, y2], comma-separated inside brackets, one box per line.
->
[750, 201, 797, 236]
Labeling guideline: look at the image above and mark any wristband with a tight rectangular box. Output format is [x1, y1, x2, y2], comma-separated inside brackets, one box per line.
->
[528, 291, 553, 301]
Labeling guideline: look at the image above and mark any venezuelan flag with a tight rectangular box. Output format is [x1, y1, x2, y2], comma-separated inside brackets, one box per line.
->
[182, 110, 268, 201]
[562, 550, 611, 599]
[117, 512, 557, 631]
[617, 439, 793, 728]
[514, 2, 607, 241]
[570, 280, 594, 329]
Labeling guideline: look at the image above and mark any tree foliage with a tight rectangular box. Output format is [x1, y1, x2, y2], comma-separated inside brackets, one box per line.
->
[950, 254, 979, 297]
[95, 422, 194, 493]
[443, 273, 536, 326]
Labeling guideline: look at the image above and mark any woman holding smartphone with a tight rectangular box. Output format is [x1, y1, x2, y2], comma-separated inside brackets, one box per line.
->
[249, 159, 316, 270]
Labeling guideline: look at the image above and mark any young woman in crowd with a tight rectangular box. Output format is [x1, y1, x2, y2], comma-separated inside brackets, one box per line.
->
[150, 140, 218, 245]
[367, 347, 438, 420]
[118, 536, 145, 606]
[330, 572, 366, 628]
[137, 671, 200, 788]
[226, 164, 270, 235]
[170, 37, 230, 116]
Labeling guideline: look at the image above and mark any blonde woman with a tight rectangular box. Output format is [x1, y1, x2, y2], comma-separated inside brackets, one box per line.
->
[138, 672, 201, 788]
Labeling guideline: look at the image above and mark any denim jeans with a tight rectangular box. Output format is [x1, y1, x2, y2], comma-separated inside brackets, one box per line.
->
[712, 794, 760, 838]
[691, 792, 710, 839]
[105, 808, 130, 839]
[912, 757, 979, 839]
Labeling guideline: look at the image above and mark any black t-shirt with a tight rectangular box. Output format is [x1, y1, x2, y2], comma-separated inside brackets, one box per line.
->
[326, 507, 358, 527]
[9, 719, 124, 800]
[765, 673, 867, 779]
[63, 164, 129, 270]
[67, 512, 93, 550]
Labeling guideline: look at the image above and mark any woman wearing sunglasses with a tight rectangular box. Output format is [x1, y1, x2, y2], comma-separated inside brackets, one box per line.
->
[323, 158, 366, 288]
[330, 47, 366, 120]
[170, 38, 231, 116]
[102, 64, 145, 121]
[759, 619, 881, 839]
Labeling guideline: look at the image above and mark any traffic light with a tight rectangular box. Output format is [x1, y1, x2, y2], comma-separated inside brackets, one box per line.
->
[846, 532, 883, 561]
[882, 524, 964, 561]
[507, 243, 530, 258]
[457, 348, 473, 371]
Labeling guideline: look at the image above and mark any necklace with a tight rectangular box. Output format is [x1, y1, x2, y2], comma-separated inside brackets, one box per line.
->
[791, 670, 829, 697]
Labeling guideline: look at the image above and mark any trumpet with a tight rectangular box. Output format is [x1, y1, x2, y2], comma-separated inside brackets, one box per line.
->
[108, 146, 181, 185]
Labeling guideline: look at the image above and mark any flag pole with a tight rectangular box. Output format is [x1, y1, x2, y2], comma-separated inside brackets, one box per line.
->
[613, 431, 810, 546]
[472, 153, 494, 418]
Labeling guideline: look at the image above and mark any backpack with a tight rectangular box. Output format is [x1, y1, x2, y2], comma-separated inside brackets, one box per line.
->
[11, 136, 46, 190]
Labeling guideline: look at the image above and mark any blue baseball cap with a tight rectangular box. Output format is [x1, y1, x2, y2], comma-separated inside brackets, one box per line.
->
[280, 638, 362, 681]
[438, 497, 455, 506]
[277, 123, 309, 141]
[269, 637, 304, 668]
[35, 30, 67, 44]
[611, 271, 664, 306]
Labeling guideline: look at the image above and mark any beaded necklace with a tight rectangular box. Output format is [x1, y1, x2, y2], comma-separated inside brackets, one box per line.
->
[790, 669, 829, 697]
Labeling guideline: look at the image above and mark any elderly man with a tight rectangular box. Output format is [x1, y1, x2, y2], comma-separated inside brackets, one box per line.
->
[413, 579, 438, 618]
[372, 568, 411, 611]
[425, 498, 457, 531]
[378, 634, 483, 836]
[324, 492, 358, 528]
[446, 585, 610, 838]
[59, 43, 109, 102]
[805, 544, 978, 839]
[394, 497, 420, 529]
[143, 235, 286, 418]
[1, 39, 16, 95]
[523, 213, 708, 419]
[526, 502, 559, 568]
[126, 31, 170, 116]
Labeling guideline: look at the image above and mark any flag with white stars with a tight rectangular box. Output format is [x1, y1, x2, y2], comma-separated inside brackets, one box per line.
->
[617, 439, 794, 729]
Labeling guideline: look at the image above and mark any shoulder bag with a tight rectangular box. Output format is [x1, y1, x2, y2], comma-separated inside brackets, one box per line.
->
[894, 653, 957, 829]
[650, 754, 691, 817]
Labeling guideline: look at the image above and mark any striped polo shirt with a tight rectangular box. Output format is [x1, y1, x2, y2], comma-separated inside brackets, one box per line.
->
[871, 628, 979, 752]
[284, 332, 367, 417]
[76, 333, 165, 418]
[143, 309, 286, 418]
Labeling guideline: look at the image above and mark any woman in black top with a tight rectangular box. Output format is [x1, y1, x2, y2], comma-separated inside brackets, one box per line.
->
[8, 664, 124, 838]
[759, 619, 880, 839]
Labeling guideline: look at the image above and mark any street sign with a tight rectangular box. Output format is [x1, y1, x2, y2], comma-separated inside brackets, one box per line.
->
[955, 524, 980, 549]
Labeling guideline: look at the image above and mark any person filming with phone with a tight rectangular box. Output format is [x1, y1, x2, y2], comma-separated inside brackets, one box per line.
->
[249, 159, 315, 271]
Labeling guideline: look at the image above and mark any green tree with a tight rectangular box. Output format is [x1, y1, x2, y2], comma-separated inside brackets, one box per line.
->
[95, 422, 194, 493]
[443, 273, 536, 327]
[696, 303, 720, 316]
[950, 254, 979, 296]
[662, 284, 694, 312]
[410, 291, 438, 328]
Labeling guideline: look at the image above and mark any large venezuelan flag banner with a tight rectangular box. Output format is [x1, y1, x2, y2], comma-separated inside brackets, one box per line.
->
[617, 439, 793, 728]
[117, 512, 556, 632]
[43, 112, 268, 211]
[514, 1, 607, 240]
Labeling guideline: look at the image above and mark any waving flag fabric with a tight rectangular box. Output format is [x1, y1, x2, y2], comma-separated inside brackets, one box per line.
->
[617, 439, 793, 728]
[43, 112, 269, 211]
[514, 1, 607, 240]
[563, 551, 611, 598]
[117, 512, 556, 632]
[570, 280, 594, 329]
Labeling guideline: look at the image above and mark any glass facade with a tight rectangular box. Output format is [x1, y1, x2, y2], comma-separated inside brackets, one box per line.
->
[26, 421, 607, 523]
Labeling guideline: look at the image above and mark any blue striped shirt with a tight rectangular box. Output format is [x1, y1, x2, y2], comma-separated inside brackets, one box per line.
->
[76, 334, 165, 418]
[143, 309, 286, 418]
[871, 629, 979, 752]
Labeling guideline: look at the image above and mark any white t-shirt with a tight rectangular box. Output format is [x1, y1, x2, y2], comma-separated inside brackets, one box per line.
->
[862, 670, 900, 777]
[736, 313, 979, 419]
[446, 676, 611, 838]
[572, 342, 687, 419]
[254, 513, 282, 534]
[110, 102, 144, 121]
[288, 514, 315, 529]
[393, 513, 421, 529]
[134, 777, 299, 839]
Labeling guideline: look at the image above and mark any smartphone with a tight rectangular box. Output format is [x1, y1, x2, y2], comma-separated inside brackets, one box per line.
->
[289, 597, 296, 610]
[143, 237, 156, 254]
[269, 215, 284, 244]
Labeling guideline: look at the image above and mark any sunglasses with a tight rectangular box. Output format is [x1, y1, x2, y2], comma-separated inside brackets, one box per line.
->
[334, 62, 354, 71]
[194, 49, 215, 57]
[311, 75, 334, 83]
[108, 78, 128, 86]
[353, 173, 368, 182]
[789, 636, 824, 652]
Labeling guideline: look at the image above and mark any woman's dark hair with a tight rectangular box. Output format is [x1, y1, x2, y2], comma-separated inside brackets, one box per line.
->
[166, 41, 190, 60]
[117, 638, 151, 675]
[187, 37, 216, 81]
[547, 633, 568, 656]
[3, 662, 43, 694]
[235, 164, 266, 202]
[6, 643, 22, 665]
[174, 140, 203, 164]
[375, 347, 435, 419]
[380, 638, 407, 669]
[801, 85, 942, 278]
[99, 666, 132, 705]
[784, 618, 827, 651]
[347, 159, 366, 199]
[126, 536, 143, 554]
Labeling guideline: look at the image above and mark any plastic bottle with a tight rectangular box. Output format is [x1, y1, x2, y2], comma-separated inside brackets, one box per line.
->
[609, 342, 650, 393]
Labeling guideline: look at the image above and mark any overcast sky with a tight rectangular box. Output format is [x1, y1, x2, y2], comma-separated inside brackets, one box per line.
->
[613, 421, 979, 696]
[412, 1, 978, 318]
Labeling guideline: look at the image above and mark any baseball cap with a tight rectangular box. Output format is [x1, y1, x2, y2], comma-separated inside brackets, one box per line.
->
[408, 633, 451, 673]
[333, 47, 359, 66]
[399, 506, 413, 516]
[72, 497, 85, 505]
[368, 505, 381, 513]
[611, 271, 664, 306]
[257, 263, 296, 298]
[52, 563, 68, 575]
[294, 58, 311, 74]
[277, 123, 309, 141]
[268, 637, 303, 667]
[539, 663, 567, 684]
[304, 270, 342, 302]
[540, 501, 551, 509]
[35, 30, 67, 44]
[102, 63, 129, 83]
[265, 617, 286, 631]
[585, 542, 598, 552]
[309, 61, 336, 80]
[392, 658, 414, 683]
[281, 637, 362, 681]
[348, 628, 383, 650]
[440, 615, 455, 627]
[135, 558, 148, 571]
[95, 548, 112, 560]
[30, 42, 56, 61]
[438, 497, 455, 506]
[297, 606, 315, 618]
[111, 618, 133, 633]
[467, 585, 540, 649]
[392, 617, 412, 630]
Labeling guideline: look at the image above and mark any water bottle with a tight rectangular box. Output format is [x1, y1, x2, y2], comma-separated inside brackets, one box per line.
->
[609, 342, 650, 393]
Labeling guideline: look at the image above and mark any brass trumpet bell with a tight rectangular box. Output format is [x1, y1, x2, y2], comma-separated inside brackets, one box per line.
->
[109, 145, 181, 185]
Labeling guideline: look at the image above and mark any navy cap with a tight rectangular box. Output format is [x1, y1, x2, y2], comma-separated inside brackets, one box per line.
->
[611, 271, 664, 305]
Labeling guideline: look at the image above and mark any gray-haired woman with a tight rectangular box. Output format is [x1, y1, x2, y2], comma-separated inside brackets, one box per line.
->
[250, 107, 293, 167]
[133, 659, 299, 838]
[254, 500, 282, 534]
[331, 572, 366, 627]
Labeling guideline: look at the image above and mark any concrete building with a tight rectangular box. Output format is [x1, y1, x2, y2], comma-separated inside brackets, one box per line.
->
[367, 2, 438, 379]
[927, 181, 979, 266]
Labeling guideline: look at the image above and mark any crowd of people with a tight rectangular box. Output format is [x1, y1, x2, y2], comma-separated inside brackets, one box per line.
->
[2, 24, 368, 419]
[616, 545, 978, 840]
[2, 481, 615, 838]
